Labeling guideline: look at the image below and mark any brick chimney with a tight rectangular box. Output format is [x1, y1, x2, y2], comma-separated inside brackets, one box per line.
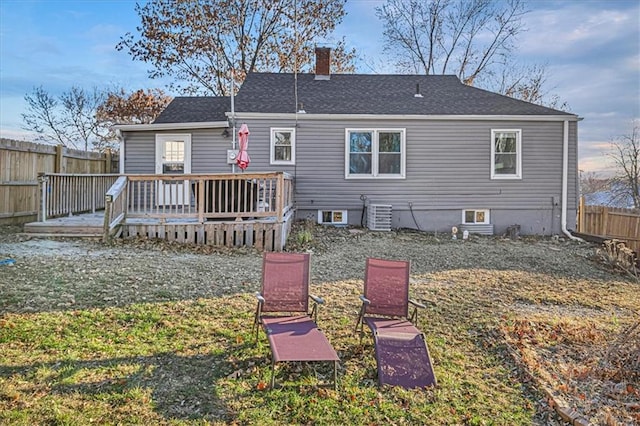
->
[314, 47, 331, 80]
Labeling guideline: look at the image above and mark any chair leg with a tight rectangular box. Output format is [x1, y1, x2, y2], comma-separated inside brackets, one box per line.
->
[253, 303, 262, 343]
[355, 304, 366, 341]
[270, 358, 276, 389]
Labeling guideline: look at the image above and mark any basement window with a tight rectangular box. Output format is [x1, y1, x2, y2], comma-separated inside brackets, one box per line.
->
[462, 209, 490, 224]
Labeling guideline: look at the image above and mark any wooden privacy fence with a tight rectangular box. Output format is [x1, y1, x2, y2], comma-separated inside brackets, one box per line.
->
[578, 197, 640, 254]
[0, 139, 118, 225]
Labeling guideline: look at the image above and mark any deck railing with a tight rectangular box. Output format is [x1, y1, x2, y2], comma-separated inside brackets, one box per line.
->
[122, 172, 293, 222]
[103, 176, 128, 240]
[38, 173, 120, 221]
[102, 171, 293, 226]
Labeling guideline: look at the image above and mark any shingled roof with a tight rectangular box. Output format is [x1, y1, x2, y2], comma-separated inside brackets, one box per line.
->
[234, 73, 573, 116]
[153, 96, 229, 123]
[153, 73, 574, 124]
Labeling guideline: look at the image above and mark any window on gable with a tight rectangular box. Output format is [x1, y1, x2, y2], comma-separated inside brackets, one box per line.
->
[462, 209, 490, 224]
[346, 129, 405, 179]
[270, 128, 295, 165]
[491, 129, 522, 179]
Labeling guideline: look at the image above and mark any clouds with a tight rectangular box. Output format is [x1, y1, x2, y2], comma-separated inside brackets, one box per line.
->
[0, 0, 637, 178]
[512, 1, 640, 175]
[519, 2, 638, 59]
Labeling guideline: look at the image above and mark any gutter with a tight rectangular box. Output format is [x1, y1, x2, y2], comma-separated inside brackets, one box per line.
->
[561, 120, 583, 241]
[113, 121, 229, 131]
[230, 112, 580, 122]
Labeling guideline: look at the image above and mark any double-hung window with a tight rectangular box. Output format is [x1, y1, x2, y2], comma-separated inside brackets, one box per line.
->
[270, 128, 295, 165]
[491, 129, 522, 179]
[345, 129, 405, 179]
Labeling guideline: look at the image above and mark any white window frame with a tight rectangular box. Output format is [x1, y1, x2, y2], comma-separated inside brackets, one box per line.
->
[462, 209, 490, 225]
[270, 127, 296, 165]
[155, 134, 192, 175]
[154, 133, 192, 206]
[345, 128, 406, 179]
[491, 129, 522, 180]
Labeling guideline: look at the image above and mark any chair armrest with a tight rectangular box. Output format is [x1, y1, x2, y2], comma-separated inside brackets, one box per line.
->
[359, 295, 371, 305]
[309, 294, 325, 305]
[255, 292, 265, 303]
[409, 299, 426, 309]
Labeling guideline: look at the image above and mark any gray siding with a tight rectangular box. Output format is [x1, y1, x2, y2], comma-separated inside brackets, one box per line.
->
[123, 128, 234, 174]
[121, 117, 579, 235]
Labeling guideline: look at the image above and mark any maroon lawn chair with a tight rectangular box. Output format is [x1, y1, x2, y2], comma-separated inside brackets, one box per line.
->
[254, 252, 339, 389]
[355, 257, 437, 389]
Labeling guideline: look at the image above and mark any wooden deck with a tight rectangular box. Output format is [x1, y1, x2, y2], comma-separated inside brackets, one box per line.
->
[24, 210, 294, 251]
[24, 172, 296, 251]
[24, 213, 104, 237]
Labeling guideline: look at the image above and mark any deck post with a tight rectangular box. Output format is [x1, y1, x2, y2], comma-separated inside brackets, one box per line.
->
[91, 176, 97, 213]
[276, 173, 284, 222]
[37, 173, 47, 222]
[198, 178, 205, 223]
[103, 194, 113, 242]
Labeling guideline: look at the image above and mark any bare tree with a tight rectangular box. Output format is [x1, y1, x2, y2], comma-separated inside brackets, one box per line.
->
[376, 0, 566, 108]
[377, 0, 526, 82]
[609, 122, 640, 209]
[60, 87, 107, 151]
[21, 87, 68, 147]
[497, 63, 570, 110]
[117, 0, 356, 96]
[22, 86, 107, 151]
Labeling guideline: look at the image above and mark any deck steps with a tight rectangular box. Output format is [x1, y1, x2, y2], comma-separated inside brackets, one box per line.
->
[23, 213, 104, 238]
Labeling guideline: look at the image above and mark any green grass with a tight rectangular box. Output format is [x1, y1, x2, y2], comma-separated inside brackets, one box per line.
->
[1, 267, 637, 425]
[0, 291, 537, 425]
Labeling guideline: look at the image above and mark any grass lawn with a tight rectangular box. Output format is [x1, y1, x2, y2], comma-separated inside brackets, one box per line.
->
[0, 230, 638, 425]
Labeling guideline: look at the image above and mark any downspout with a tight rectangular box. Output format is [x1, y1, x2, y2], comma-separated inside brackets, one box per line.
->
[561, 120, 582, 241]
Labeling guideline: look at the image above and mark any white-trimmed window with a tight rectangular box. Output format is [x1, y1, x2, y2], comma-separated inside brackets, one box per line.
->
[462, 209, 490, 224]
[270, 128, 295, 165]
[345, 129, 405, 179]
[491, 129, 522, 179]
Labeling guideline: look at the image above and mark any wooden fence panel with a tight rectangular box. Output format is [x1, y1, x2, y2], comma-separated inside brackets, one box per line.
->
[578, 197, 640, 254]
[0, 139, 118, 225]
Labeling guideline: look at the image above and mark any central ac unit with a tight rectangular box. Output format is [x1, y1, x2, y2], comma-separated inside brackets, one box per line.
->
[368, 204, 392, 231]
[317, 210, 348, 226]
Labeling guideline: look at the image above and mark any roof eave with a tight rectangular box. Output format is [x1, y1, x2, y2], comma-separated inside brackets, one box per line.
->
[114, 121, 229, 131]
[230, 112, 580, 121]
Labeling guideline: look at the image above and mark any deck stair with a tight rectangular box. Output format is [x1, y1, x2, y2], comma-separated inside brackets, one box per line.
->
[23, 213, 104, 238]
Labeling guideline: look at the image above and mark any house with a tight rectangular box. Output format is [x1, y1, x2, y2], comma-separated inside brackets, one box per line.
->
[115, 48, 580, 237]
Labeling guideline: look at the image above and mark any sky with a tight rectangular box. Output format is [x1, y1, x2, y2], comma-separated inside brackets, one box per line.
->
[0, 0, 638, 176]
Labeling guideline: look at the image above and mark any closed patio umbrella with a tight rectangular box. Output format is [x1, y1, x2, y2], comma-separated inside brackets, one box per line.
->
[237, 123, 251, 171]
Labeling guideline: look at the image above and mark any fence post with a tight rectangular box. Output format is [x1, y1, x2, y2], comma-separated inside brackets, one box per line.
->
[578, 196, 585, 232]
[601, 206, 609, 236]
[105, 148, 112, 173]
[55, 145, 64, 173]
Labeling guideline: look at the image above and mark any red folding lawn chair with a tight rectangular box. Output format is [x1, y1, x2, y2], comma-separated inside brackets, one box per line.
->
[254, 252, 339, 389]
[355, 257, 437, 389]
